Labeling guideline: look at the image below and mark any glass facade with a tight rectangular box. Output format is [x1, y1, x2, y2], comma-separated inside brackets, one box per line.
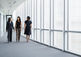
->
[13, 0, 81, 55]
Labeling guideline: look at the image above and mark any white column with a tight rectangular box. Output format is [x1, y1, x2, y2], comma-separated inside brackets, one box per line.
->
[0, 13, 1, 37]
[3, 15, 6, 32]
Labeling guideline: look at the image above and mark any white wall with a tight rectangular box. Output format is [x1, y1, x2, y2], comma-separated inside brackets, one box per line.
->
[0, 11, 4, 37]
[3, 15, 6, 32]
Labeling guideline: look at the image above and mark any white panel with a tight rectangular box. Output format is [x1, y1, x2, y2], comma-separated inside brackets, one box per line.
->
[41, 31, 44, 43]
[69, 0, 81, 31]
[51, 31, 54, 46]
[54, 32, 63, 49]
[3, 15, 6, 32]
[44, 0, 50, 29]
[44, 31, 50, 45]
[34, 0, 37, 28]
[51, 0, 54, 29]
[27, 0, 32, 16]
[40, 0, 44, 29]
[69, 33, 81, 55]
[0, 13, 1, 37]
[0, 12, 3, 37]
[37, 30, 40, 42]
[34, 30, 37, 40]
[54, 0, 64, 30]
[37, 0, 40, 28]
[32, 0, 34, 28]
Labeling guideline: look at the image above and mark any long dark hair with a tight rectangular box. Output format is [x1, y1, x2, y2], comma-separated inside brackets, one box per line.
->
[16, 16, 21, 23]
[8, 17, 11, 22]
[27, 16, 30, 21]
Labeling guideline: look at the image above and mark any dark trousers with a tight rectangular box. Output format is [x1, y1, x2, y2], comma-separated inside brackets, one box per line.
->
[16, 28, 21, 42]
[7, 29, 12, 42]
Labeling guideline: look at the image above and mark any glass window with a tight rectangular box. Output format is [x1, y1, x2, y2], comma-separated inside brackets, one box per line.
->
[41, 30, 44, 43]
[68, 33, 81, 55]
[27, 0, 32, 16]
[44, 31, 50, 45]
[54, 0, 64, 30]
[51, 31, 54, 46]
[31, 30, 34, 40]
[34, 0, 37, 28]
[54, 31, 63, 49]
[44, 0, 50, 29]
[69, 0, 81, 31]
[32, 0, 34, 28]
[40, 0, 44, 29]
[51, 0, 54, 29]
[37, 30, 40, 42]
[34, 30, 37, 40]
[37, 0, 40, 28]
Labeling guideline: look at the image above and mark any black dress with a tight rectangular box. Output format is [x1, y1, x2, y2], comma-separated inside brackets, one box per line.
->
[24, 20, 32, 35]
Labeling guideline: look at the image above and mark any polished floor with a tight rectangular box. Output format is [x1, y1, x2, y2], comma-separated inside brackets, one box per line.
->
[0, 32, 79, 57]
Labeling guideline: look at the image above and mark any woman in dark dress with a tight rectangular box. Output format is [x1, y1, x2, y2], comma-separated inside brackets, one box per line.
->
[24, 16, 32, 42]
[15, 16, 21, 42]
[6, 17, 14, 42]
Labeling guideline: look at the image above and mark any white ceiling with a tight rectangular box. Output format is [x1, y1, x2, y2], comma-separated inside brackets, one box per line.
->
[0, 0, 25, 14]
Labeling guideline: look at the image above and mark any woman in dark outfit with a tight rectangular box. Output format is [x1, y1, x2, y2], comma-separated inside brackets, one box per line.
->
[24, 16, 32, 42]
[15, 16, 21, 42]
[6, 17, 14, 42]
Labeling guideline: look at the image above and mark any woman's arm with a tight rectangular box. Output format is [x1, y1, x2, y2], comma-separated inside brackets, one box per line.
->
[24, 23, 26, 31]
[15, 22, 16, 31]
[6, 22, 8, 32]
[12, 22, 14, 29]
[30, 24, 32, 29]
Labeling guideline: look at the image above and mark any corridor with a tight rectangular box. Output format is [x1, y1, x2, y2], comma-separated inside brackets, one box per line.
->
[0, 0, 81, 57]
[0, 32, 79, 57]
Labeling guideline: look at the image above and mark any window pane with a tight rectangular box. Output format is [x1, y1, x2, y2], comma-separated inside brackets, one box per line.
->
[27, 0, 32, 16]
[37, 0, 40, 28]
[40, 0, 44, 29]
[54, 0, 64, 30]
[54, 32, 63, 49]
[41, 30, 44, 43]
[44, 0, 50, 29]
[34, 0, 37, 28]
[32, 30, 34, 40]
[32, 0, 34, 28]
[37, 30, 40, 42]
[69, 0, 81, 31]
[44, 31, 50, 45]
[34, 30, 37, 40]
[32, 0, 36, 28]
[51, 31, 54, 46]
[51, 0, 54, 29]
[69, 33, 81, 55]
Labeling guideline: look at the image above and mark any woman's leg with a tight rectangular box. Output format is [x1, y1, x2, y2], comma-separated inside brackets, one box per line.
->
[7, 31, 10, 42]
[16, 29, 18, 42]
[26, 35, 30, 42]
[18, 28, 21, 42]
[10, 29, 12, 42]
